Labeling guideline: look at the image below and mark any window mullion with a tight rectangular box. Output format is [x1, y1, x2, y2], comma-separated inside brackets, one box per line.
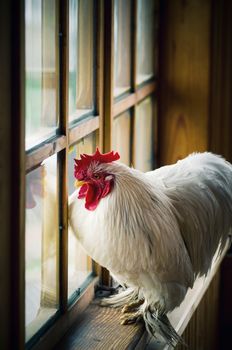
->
[59, 0, 69, 313]
[131, 0, 137, 166]
[96, 0, 104, 151]
[152, 1, 159, 169]
[131, 0, 137, 92]
[101, 0, 114, 285]
[103, 0, 114, 152]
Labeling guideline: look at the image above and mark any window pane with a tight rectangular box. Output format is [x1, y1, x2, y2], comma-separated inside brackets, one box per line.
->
[25, 0, 58, 150]
[134, 97, 154, 171]
[68, 133, 97, 299]
[136, 0, 158, 85]
[25, 155, 59, 341]
[114, 0, 131, 97]
[69, 0, 94, 121]
[113, 111, 131, 165]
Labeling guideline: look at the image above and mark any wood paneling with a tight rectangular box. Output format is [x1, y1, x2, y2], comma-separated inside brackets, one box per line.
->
[219, 256, 232, 349]
[209, 0, 232, 163]
[0, 1, 12, 349]
[176, 270, 220, 350]
[159, 0, 211, 165]
[157, 1, 232, 348]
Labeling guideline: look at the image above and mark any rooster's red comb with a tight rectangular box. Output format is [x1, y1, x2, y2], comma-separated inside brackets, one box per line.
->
[74, 148, 120, 179]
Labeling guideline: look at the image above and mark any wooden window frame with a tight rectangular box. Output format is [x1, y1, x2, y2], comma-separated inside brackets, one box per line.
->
[13, 0, 158, 349]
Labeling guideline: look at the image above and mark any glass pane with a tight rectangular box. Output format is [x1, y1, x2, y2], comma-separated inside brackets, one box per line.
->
[136, 0, 158, 85]
[25, 155, 59, 341]
[68, 133, 96, 299]
[113, 111, 131, 165]
[25, 0, 58, 150]
[134, 97, 154, 171]
[69, 0, 94, 121]
[114, 0, 131, 97]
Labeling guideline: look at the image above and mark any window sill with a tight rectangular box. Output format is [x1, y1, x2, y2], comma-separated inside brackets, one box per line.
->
[55, 240, 230, 350]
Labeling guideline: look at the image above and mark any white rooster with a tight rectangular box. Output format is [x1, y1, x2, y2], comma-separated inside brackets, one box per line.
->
[69, 149, 232, 346]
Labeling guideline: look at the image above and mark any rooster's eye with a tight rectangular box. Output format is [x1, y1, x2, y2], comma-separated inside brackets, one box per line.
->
[93, 174, 100, 179]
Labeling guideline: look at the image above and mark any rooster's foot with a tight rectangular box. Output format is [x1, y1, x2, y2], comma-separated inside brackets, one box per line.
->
[120, 311, 142, 325]
[95, 284, 120, 298]
[122, 299, 144, 314]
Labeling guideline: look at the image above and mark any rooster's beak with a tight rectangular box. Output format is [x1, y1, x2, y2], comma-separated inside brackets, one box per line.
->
[75, 180, 86, 188]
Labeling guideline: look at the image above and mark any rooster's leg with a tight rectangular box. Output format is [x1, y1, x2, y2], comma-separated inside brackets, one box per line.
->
[120, 310, 142, 325]
[122, 299, 144, 314]
[95, 284, 120, 298]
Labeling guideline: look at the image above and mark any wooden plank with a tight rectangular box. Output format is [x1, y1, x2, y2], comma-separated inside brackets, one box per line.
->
[152, 0, 159, 170]
[69, 116, 100, 146]
[159, 0, 211, 165]
[10, 0, 26, 348]
[153, 96, 158, 169]
[103, 0, 114, 152]
[113, 82, 157, 117]
[101, 0, 114, 285]
[59, 0, 69, 313]
[209, 0, 232, 163]
[219, 255, 232, 348]
[55, 303, 145, 350]
[26, 135, 66, 172]
[136, 82, 156, 105]
[92, 0, 104, 278]
[175, 271, 220, 350]
[96, 0, 104, 150]
[131, 0, 137, 92]
[113, 93, 136, 117]
[26, 115, 100, 172]
[0, 1, 14, 348]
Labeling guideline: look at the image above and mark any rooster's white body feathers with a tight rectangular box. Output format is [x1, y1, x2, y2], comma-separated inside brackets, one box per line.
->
[69, 152, 232, 344]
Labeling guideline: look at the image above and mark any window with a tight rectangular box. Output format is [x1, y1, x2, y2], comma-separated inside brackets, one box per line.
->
[25, 155, 59, 342]
[25, 0, 59, 150]
[69, 0, 95, 120]
[67, 132, 98, 300]
[21, 0, 159, 348]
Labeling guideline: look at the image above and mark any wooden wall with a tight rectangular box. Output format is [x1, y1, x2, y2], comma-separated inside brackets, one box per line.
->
[209, 0, 232, 163]
[158, 0, 232, 166]
[159, 0, 211, 165]
[176, 271, 220, 350]
[158, 0, 232, 349]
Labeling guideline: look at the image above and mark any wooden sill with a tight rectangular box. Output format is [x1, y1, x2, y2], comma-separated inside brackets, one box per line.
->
[55, 304, 145, 350]
[55, 241, 230, 350]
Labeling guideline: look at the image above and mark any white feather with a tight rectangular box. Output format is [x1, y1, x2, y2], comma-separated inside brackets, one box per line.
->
[69, 152, 232, 344]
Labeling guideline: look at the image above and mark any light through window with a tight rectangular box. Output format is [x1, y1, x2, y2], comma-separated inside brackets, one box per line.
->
[25, 0, 58, 150]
